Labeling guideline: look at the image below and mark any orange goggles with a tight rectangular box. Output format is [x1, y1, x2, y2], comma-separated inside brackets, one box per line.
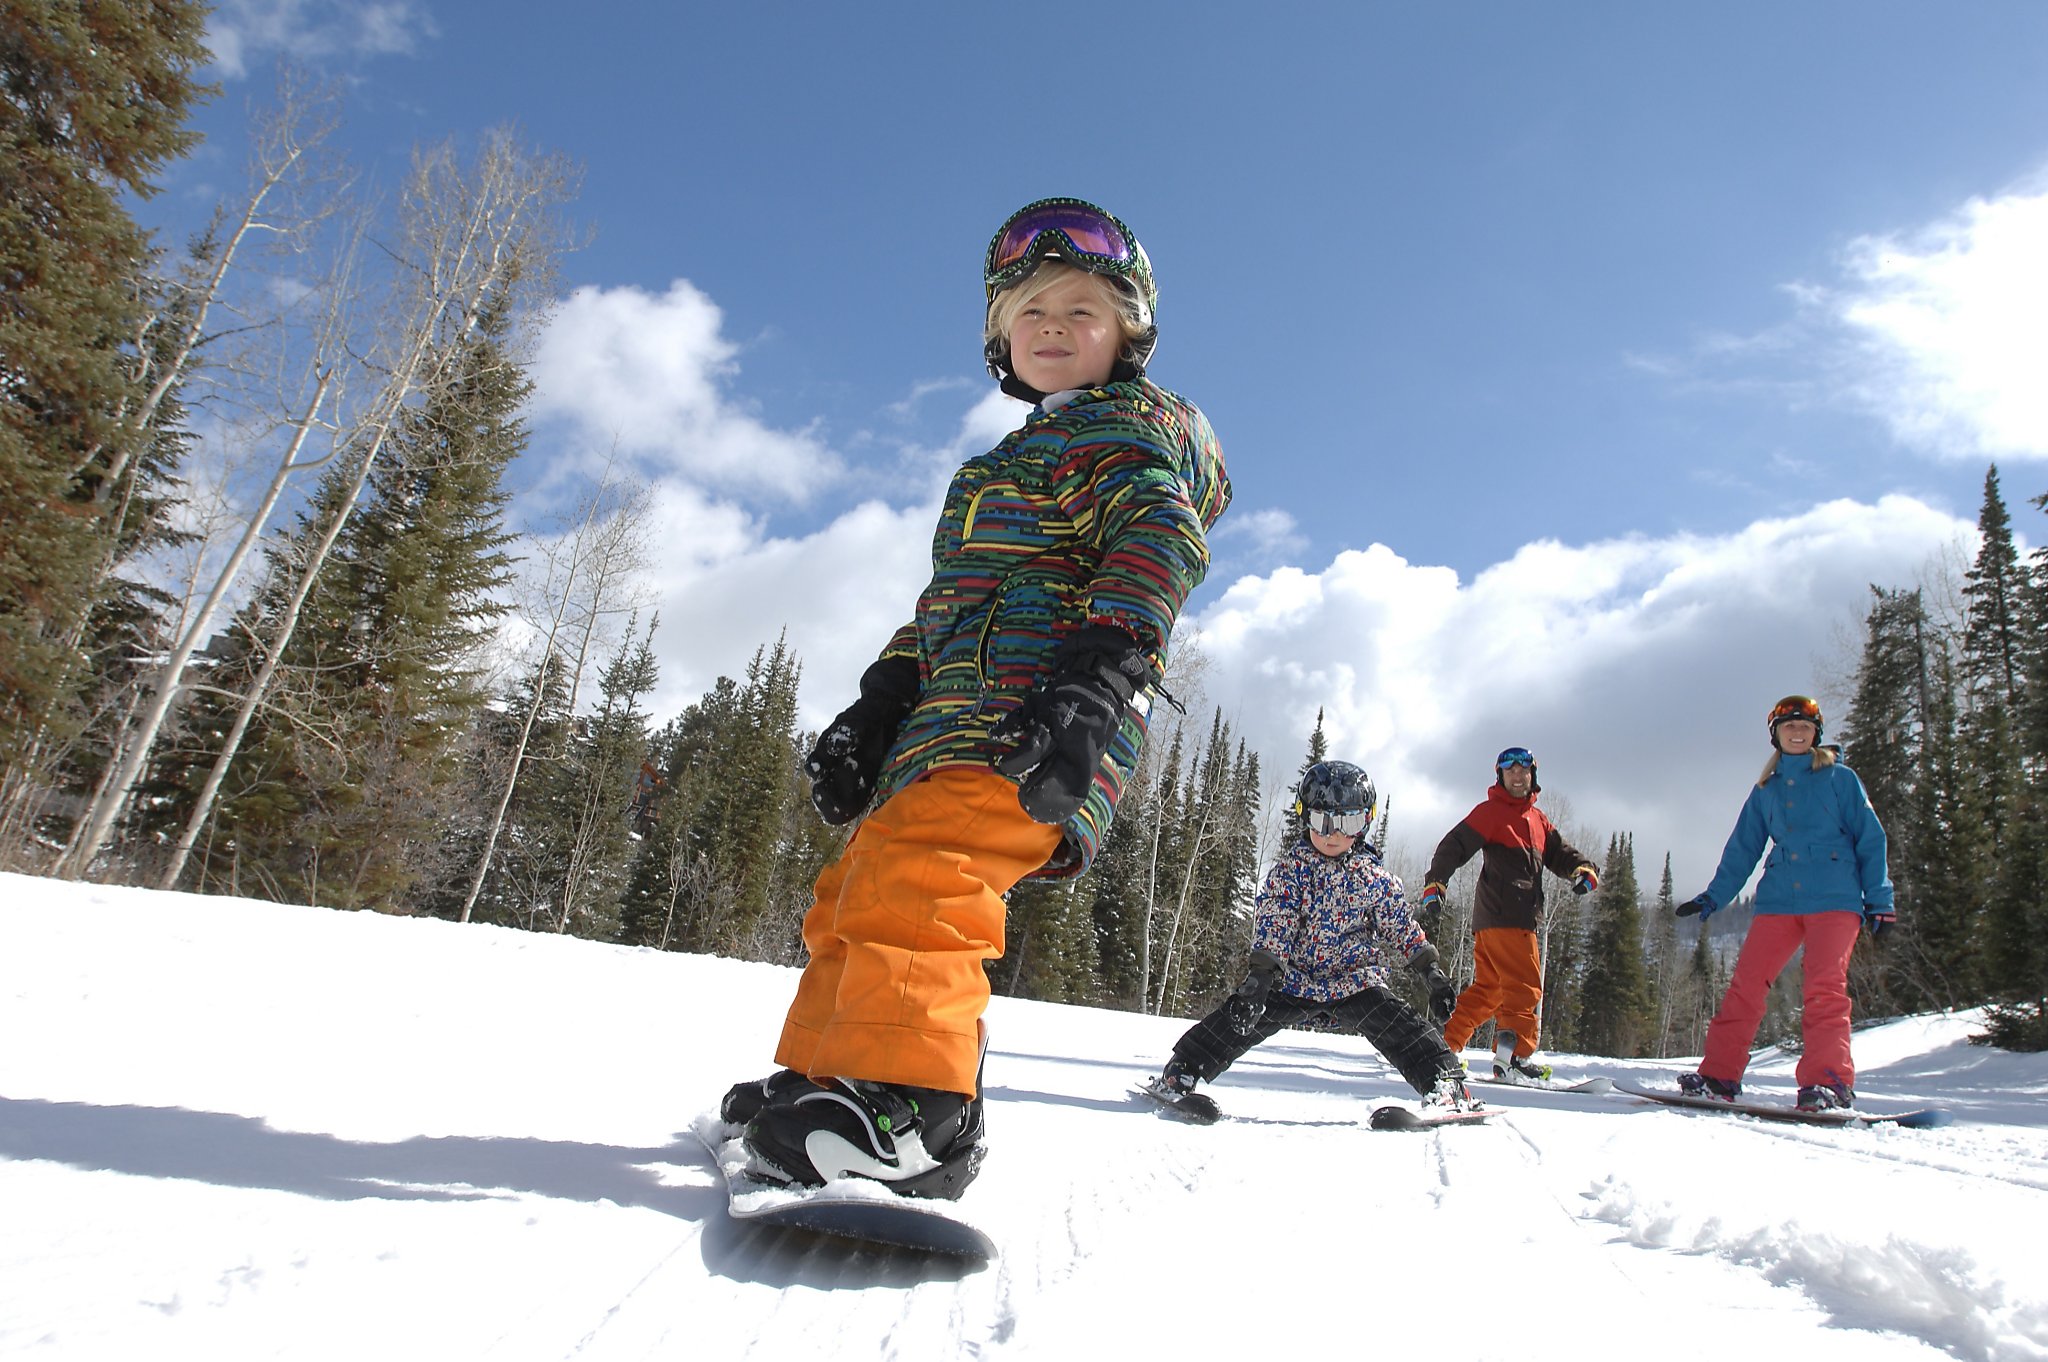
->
[1769, 695, 1822, 726]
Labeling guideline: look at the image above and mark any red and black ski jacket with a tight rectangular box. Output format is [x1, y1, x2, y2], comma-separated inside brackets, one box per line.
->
[1424, 785, 1595, 933]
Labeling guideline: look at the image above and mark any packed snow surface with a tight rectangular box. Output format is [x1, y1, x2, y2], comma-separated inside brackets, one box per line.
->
[2, 871, 2044, 1360]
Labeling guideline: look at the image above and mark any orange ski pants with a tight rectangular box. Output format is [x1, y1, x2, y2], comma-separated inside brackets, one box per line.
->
[1442, 927, 1544, 1057]
[1700, 910, 1860, 1090]
[774, 767, 1061, 1097]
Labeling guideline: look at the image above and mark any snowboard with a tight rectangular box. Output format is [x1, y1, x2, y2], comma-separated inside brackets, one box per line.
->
[1367, 1103, 1497, 1132]
[1471, 1073, 1615, 1095]
[1134, 1077, 1224, 1124]
[1614, 1082, 1954, 1129]
[693, 1117, 996, 1260]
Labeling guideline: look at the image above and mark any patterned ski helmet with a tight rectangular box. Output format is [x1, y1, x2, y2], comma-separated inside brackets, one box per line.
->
[1295, 760, 1376, 819]
[1495, 745, 1540, 794]
[1767, 694, 1823, 747]
[982, 197, 1158, 392]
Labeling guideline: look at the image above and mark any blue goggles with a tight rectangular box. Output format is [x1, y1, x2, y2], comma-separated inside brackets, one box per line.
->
[1495, 748, 1536, 770]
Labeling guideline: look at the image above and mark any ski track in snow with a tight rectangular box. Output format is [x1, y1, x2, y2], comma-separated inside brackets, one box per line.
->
[2, 872, 2046, 1361]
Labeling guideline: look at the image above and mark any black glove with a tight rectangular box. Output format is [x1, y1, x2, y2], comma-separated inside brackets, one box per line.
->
[1676, 892, 1717, 921]
[1425, 969, 1458, 1027]
[1224, 949, 1282, 1035]
[804, 655, 919, 825]
[1407, 943, 1457, 1026]
[993, 624, 1155, 824]
[1863, 903, 1896, 939]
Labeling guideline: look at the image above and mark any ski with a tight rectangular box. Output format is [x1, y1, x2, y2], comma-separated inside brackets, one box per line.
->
[1134, 1077, 1224, 1124]
[1367, 1103, 1497, 1131]
[1470, 1073, 1615, 1094]
[692, 1117, 996, 1260]
[1614, 1082, 1953, 1130]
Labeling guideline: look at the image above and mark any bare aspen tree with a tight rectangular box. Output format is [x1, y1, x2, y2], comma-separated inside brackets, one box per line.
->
[64, 127, 576, 879]
[457, 472, 652, 924]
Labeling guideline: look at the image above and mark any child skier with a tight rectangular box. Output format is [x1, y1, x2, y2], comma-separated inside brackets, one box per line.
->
[1675, 695, 1895, 1110]
[1147, 760, 1473, 1114]
[721, 197, 1231, 1198]
[1420, 746, 1598, 1082]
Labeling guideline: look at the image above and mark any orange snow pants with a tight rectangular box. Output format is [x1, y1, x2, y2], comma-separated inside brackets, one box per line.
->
[1700, 910, 1861, 1090]
[774, 767, 1061, 1097]
[1442, 927, 1544, 1057]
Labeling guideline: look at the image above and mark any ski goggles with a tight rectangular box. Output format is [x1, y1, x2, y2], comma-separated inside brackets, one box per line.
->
[985, 198, 1144, 299]
[1769, 695, 1822, 726]
[1495, 747, 1536, 770]
[1306, 808, 1372, 838]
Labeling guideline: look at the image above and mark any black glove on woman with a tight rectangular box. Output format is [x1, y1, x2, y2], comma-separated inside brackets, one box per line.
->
[993, 624, 1155, 824]
[805, 654, 920, 825]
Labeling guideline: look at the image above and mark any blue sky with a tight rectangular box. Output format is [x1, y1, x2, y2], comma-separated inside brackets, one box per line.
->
[159, 3, 2048, 895]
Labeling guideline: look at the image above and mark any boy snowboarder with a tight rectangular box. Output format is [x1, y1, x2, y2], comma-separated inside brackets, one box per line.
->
[1147, 760, 1472, 1117]
[720, 197, 1231, 1199]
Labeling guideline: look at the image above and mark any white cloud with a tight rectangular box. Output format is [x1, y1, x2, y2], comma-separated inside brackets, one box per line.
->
[1209, 506, 1306, 560]
[204, 0, 432, 79]
[530, 280, 841, 502]
[1184, 494, 1974, 896]
[1834, 181, 2048, 460]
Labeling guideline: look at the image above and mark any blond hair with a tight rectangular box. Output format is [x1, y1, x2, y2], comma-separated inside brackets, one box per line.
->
[1758, 745, 1837, 786]
[984, 259, 1152, 361]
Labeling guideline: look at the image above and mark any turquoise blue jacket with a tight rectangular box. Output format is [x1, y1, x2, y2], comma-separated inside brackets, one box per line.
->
[1703, 748, 1894, 916]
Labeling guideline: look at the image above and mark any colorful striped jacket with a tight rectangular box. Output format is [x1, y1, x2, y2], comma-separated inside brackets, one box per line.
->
[1251, 838, 1430, 1002]
[870, 378, 1230, 879]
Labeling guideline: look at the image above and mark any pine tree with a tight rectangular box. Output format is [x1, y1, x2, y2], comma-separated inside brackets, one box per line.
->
[151, 286, 530, 907]
[1980, 482, 2048, 1048]
[1841, 585, 1974, 1010]
[0, 0, 212, 777]
[1282, 708, 1330, 843]
[1579, 833, 1652, 1056]
[549, 615, 660, 941]
[1538, 876, 1588, 1052]
[1647, 852, 1682, 1055]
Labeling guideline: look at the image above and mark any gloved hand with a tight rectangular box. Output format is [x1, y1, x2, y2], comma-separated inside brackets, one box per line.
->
[1572, 866, 1599, 896]
[1418, 882, 1447, 914]
[804, 655, 920, 825]
[1676, 892, 1718, 921]
[1224, 949, 1282, 1035]
[993, 624, 1155, 824]
[1425, 969, 1458, 1027]
[1406, 943, 1457, 1027]
[1863, 903, 1896, 939]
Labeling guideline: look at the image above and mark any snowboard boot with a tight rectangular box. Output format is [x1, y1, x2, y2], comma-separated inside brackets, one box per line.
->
[744, 1076, 984, 1200]
[1423, 1070, 1480, 1111]
[1678, 1072, 1741, 1102]
[1157, 1058, 1199, 1097]
[719, 1067, 815, 1127]
[1496, 1054, 1554, 1083]
[1796, 1083, 1854, 1111]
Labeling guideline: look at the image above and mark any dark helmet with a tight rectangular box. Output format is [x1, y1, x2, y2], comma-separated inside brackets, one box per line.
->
[981, 197, 1158, 401]
[1495, 745, 1540, 794]
[1767, 694, 1823, 748]
[1296, 760, 1376, 820]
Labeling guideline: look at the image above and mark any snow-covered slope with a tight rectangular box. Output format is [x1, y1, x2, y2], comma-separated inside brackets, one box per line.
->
[2, 871, 2043, 1361]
